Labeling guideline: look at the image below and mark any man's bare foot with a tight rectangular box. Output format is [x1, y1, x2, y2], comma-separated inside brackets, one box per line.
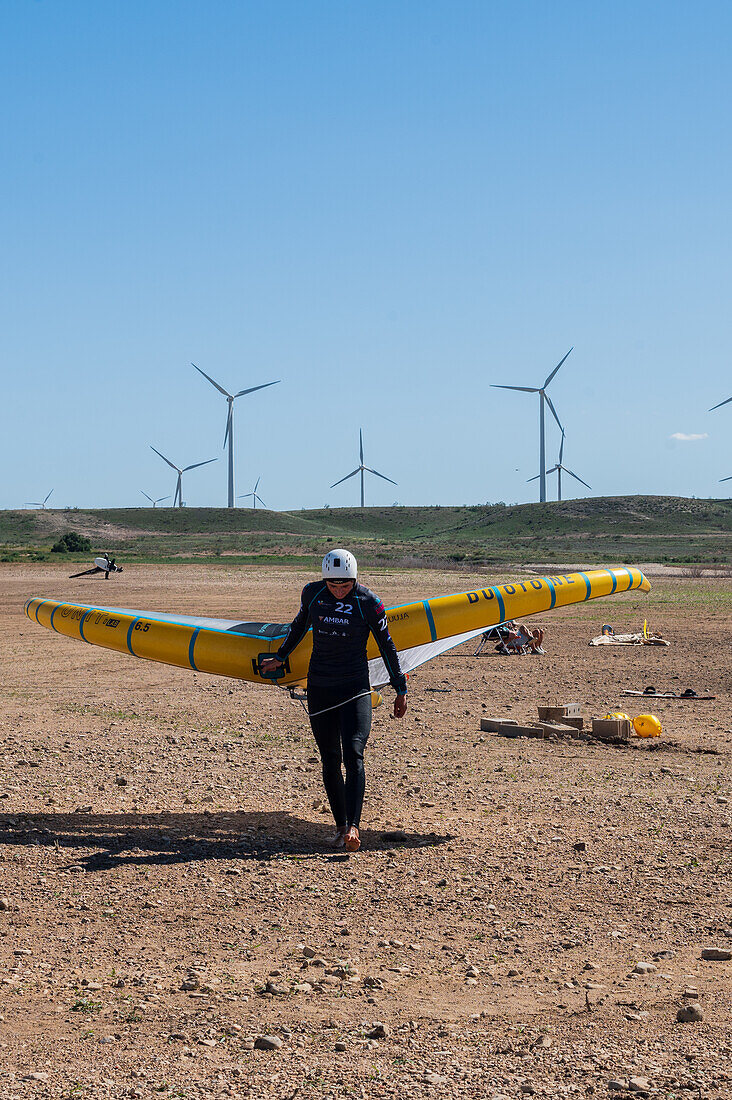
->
[344, 826, 360, 852]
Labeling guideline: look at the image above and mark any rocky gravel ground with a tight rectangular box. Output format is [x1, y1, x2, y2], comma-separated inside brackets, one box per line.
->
[0, 564, 730, 1099]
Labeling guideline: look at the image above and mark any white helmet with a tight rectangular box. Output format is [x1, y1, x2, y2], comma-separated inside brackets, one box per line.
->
[322, 548, 357, 580]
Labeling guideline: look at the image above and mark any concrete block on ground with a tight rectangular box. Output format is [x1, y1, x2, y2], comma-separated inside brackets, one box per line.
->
[538, 703, 582, 720]
[480, 717, 518, 732]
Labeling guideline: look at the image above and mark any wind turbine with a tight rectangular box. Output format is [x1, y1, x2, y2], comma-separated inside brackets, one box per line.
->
[527, 431, 591, 501]
[238, 476, 267, 509]
[330, 429, 397, 508]
[192, 363, 280, 508]
[25, 490, 53, 509]
[492, 348, 572, 503]
[150, 446, 216, 508]
[140, 491, 171, 507]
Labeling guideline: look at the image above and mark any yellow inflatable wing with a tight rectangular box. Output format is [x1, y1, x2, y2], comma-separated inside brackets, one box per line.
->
[25, 566, 649, 689]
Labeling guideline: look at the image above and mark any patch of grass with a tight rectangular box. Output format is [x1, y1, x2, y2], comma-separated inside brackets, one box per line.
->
[71, 996, 102, 1015]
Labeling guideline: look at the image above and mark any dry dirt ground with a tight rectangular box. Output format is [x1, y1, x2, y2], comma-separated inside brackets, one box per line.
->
[0, 564, 730, 1100]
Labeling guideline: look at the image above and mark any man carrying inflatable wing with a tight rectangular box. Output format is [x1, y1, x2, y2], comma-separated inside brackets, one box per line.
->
[69, 554, 123, 580]
[261, 550, 407, 852]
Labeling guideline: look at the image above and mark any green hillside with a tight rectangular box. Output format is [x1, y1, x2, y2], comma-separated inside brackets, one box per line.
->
[1, 496, 730, 569]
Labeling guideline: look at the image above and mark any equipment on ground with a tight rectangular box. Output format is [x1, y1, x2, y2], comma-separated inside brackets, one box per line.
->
[633, 713, 663, 738]
[26, 566, 650, 689]
[622, 689, 715, 700]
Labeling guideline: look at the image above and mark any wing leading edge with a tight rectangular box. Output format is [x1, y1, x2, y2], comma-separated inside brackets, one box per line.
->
[26, 567, 650, 687]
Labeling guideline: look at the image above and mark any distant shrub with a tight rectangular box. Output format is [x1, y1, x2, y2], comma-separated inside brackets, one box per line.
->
[681, 565, 704, 578]
[51, 531, 92, 554]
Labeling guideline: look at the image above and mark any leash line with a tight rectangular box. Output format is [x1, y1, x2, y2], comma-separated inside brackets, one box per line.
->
[273, 681, 373, 718]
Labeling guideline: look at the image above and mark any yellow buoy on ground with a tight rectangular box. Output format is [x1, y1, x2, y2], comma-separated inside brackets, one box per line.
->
[634, 713, 662, 738]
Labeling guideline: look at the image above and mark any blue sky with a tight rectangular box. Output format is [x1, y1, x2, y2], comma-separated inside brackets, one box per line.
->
[2, 1, 730, 510]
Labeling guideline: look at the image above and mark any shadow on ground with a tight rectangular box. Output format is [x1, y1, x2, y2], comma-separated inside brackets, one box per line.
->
[0, 810, 451, 870]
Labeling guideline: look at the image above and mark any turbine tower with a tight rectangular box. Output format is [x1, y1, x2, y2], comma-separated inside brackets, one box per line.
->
[330, 429, 397, 508]
[527, 431, 591, 501]
[492, 348, 572, 503]
[150, 446, 216, 508]
[710, 395, 731, 483]
[193, 364, 280, 508]
[25, 490, 53, 509]
[238, 476, 267, 509]
[140, 491, 170, 507]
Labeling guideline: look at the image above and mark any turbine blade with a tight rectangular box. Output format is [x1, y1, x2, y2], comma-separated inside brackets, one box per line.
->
[182, 458, 218, 472]
[359, 429, 364, 464]
[256, 495, 267, 508]
[254, 476, 260, 492]
[174, 479, 181, 507]
[330, 468, 360, 488]
[140, 491, 154, 503]
[529, 464, 557, 482]
[544, 347, 573, 388]
[719, 475, 732, 482]
[233, 380, 280, 398]
[490, 384, 539, 393]
[156, 496, 170, 504]
[150, 445, 179, 472]
[192, 363, 231, 397]
[44, 490, 54, 504]
[709, 396, 732, 411]
[564, 467, 592, 490]
[223, 405, 232, 448]
[544, 393, 564, 433]
[365, 466, 398, 486]
[559, 431, 565, 465]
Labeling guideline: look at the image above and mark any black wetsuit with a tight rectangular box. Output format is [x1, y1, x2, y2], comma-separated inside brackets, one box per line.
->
[276, 581, 407, 828]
